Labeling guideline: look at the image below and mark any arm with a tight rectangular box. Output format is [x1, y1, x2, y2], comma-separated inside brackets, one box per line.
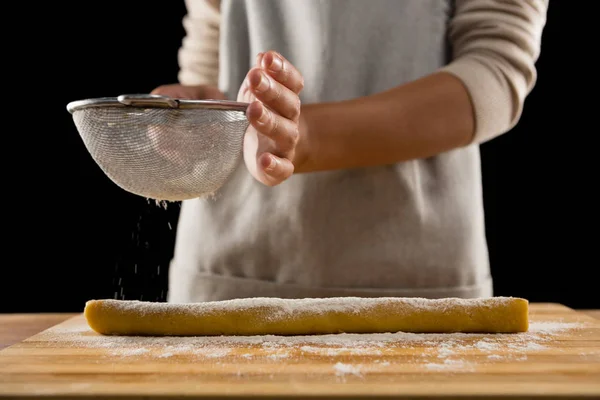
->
[295, 0, 549, 173]
[296, 72, 474, 172]
[152, 0, 223, 98]
[177, 0, 221, 87]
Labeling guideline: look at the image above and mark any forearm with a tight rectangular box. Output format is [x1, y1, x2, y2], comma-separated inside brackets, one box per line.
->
[295, 0, 548, 174]
[178, 0, 221, 86]
[295, 71, 474, 173]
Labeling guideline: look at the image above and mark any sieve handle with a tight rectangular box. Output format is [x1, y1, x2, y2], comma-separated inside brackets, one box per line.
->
[117, 94, 179, 108]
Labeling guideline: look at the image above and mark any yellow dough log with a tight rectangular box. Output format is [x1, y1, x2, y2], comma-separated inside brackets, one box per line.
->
[84, 296, 529, 336]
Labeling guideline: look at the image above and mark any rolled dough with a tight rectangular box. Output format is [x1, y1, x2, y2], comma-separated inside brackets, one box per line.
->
[84, 296, 529, 336]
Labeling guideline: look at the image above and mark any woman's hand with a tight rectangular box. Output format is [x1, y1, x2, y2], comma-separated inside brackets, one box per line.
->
[238, 51, 304, 186]
[151, 84, 226, 100]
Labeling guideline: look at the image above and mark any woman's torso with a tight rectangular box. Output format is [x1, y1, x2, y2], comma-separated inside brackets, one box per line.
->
[168, 0, 493, 302]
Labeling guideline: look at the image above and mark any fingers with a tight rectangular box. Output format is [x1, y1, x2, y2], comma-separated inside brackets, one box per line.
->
[258, 152, 294, 186]
[247, 67, 301, 121]
[242, 51, 304, 187]
[151, 84, 183, 97]
[261, 51, 304, 94]
[255, 52, 265, 67]
[246, 101, 299, 154]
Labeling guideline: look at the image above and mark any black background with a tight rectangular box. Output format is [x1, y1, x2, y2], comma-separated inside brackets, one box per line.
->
[3, 1, 597, 313]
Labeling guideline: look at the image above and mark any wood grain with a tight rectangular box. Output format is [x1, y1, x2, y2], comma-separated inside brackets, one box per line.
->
[582, 310, 600, 320]
[0, 314, 77, 350]
[0, 303, 599, 399]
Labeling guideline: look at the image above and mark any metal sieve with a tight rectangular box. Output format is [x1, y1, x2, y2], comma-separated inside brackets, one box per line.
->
[67, 94, 249, 201]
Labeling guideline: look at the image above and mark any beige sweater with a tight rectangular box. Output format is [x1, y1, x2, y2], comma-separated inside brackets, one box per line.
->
[167, 0, 548, 302]
[178, 0, 548, 144]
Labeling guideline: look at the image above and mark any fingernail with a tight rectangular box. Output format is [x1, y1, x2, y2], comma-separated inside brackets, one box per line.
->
[256, 103, 268, 124]
[254, 72, 269, 92]
[264, 155, 277, 172]
[269, 56, 282, 72]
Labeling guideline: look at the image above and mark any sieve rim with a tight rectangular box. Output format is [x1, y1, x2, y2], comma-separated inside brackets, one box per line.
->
[66, 95, 249, 114]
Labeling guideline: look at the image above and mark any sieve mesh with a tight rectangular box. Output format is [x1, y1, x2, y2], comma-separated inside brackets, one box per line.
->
[68, 96, 249, 201]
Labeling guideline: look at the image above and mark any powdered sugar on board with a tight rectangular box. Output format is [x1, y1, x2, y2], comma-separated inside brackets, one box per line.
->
[31, 316, 595, 378]
[334, 362, 363, 379]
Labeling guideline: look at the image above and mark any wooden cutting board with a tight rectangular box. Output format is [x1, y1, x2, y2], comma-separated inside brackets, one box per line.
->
[1, 303, 599, 399]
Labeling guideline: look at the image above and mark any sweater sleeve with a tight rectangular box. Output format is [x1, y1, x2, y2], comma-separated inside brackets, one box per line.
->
[177, 0, 221, 86]
[439, 0, 549, 144]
